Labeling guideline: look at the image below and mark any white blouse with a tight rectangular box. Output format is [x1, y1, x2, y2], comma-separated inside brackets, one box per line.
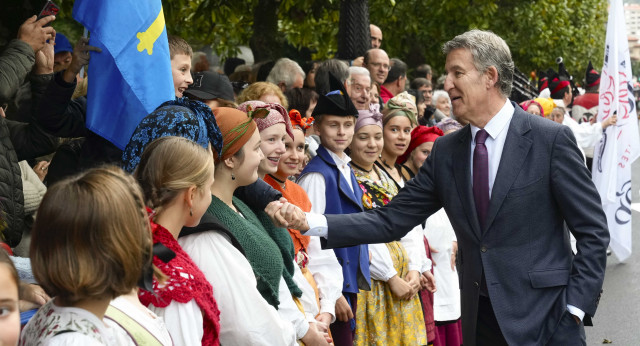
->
[423, 208, 461, 321]
[179, 231, 297, 346]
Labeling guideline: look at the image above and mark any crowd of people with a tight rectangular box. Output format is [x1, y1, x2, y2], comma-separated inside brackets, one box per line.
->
[0, 13, 609, 346]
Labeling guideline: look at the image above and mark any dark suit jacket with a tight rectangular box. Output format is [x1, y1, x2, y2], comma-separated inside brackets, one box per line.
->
[324, 104, 609, 345]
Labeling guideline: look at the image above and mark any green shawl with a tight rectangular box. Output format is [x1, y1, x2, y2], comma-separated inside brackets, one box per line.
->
[207, 195, 302, 308]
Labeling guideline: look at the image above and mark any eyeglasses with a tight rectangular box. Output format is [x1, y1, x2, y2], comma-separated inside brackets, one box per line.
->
[369, 62, 390, 70]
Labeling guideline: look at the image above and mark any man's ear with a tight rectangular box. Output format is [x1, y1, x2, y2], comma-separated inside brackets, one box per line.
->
[486, 66, 499, 88]
[278, 82, 287, 93]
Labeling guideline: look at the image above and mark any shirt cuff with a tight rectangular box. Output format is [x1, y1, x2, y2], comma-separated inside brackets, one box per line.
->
[319, 300, 337, 324]
[305, 213, 328, 237]
[567, 304, 585, 321]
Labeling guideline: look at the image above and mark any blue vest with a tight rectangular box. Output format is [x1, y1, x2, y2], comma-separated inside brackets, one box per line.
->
[300, 146, 371, 294]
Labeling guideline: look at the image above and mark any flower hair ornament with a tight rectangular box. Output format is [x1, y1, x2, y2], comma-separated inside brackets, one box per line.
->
[288, 109, 314, 131]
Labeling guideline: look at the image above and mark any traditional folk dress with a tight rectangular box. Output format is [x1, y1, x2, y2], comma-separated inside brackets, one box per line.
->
[352, 164, 427, 346]
[138, 216, 221, 346]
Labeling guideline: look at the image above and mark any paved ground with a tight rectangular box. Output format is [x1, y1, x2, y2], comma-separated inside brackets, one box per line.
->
[584, 158, 640, 345]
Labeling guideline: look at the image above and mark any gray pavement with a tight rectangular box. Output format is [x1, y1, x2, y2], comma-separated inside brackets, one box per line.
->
[585, 158, 640, 345]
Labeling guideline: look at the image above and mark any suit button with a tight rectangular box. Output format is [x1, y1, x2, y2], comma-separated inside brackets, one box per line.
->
[346, 283, 351, 288]
[346, 260, 350, 265]
[481, 246, 487, 253]
[474, 281, 480, 288]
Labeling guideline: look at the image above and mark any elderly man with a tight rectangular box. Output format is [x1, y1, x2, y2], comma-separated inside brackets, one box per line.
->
[380, 58, 407, 103]
[266, 57, 305, 92]
[346, 66, 371, 110]
[298, 30, 609, 345]
[370, 24, 382, 49]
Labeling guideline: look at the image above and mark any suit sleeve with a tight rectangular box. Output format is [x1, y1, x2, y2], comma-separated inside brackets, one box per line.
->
[324, 138, 443, 248]
[550, 125, 609, 317]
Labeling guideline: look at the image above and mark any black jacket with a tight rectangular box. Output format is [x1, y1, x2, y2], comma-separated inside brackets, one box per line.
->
[36, 72, 122, 185]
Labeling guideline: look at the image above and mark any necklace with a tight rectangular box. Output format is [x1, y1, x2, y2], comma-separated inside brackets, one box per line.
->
[267, 174, 287, 188]
[350, 162, 373, 173]
[379, 157, 397, 171]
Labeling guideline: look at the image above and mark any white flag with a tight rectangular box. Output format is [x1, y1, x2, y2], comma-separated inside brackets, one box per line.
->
[592, 0, 640, 261]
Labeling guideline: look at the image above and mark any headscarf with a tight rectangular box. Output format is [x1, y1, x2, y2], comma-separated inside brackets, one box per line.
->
[214, 106, 269, 162]
[388, 91, 417, 115]
[288, 109, 314, 131]
[519, 99, 545, 117]
[355, 103, 383, 132]
[397, 126, 443, 164]
[238, 100, 295, 140]
[435, 118, 463, 134]
[534, 97, 556, 117]
[122, 97, 223, 173]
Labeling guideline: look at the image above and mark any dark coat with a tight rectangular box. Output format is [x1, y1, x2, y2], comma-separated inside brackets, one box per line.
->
[35, 72, 122, 185]
[324, 104, 609, 345]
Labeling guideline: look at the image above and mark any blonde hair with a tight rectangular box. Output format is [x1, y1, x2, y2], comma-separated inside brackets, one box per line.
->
[134, 136, 214, 217]
[236, 82, 289, 109]
[30, 166, 152, 304]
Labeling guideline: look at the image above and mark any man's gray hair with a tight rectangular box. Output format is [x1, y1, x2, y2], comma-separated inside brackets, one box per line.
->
[347, 66, 371, 80]
[266, 58, 306, 90]
[442, 30, 514, 98]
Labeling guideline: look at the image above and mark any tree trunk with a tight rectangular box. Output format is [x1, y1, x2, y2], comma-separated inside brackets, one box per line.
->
[249, 0, 282, 62]
[336, 0, 370, 60]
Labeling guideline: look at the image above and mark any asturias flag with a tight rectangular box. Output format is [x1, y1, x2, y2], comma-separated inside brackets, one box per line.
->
[592, 0, 640, 261]
[73, 0, 174, 150]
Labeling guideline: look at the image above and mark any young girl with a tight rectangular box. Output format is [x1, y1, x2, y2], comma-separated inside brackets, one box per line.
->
[398, 126, 463, 346]
[349, 104, 427, 345]
[20, 167, 152, 345]
[178, 107, 302, 345]
[135, 136, 221, 346]
[0, 249, 20, 346]
[264, 109, 343, 333]
[235, 101, 331, 345]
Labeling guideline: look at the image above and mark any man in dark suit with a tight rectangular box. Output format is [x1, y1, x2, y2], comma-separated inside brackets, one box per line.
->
[296, 30, 609, 345]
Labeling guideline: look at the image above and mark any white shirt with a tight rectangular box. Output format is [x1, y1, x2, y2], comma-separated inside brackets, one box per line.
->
[297, 149, 349, 321]
[179, 231, 298, 346]
[470, 99, 514, 197]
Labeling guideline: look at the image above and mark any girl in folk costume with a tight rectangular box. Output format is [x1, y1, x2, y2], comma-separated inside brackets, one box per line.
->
[376, 92, 438, 344]
[398, 126, 463, 346]
[135, 136, 221, 346]
[237, 101, 333, 345]
[349, 104, 428, 345]
[21, 167, 154, 345]
[264, 109, 343, 334]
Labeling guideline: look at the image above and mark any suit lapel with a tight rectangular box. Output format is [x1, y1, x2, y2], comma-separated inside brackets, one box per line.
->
[453, 127, 482, 240]
[484, 109, 532, 233]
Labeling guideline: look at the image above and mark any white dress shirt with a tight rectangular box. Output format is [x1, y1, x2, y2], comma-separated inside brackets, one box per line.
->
[297, 149, 349, 321]
[469, 99, 514, 197]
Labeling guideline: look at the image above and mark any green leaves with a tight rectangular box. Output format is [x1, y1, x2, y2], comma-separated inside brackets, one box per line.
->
[44, 0, 607, 80]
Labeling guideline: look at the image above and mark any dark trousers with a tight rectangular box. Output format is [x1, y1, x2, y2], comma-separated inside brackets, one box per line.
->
[476, 296, 508, 346]
[330, 292, 357, 346]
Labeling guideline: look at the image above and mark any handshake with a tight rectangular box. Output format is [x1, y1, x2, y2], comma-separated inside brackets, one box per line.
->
[265, 198, 311, 231]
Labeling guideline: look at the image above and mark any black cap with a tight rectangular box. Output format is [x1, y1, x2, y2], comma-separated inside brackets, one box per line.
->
[585, 61, 600, 87]
[311, 73, 358, 118]
[185, 71, 235, 102]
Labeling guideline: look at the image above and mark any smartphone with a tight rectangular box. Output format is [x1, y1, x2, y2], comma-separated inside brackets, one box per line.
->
[36, 1, 59, 22]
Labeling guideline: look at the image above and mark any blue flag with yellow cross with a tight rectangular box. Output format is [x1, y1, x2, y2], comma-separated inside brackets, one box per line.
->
[73, 0, 174, 150]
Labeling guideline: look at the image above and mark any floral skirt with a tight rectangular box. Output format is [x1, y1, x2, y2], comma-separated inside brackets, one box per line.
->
[354, 241, 427, 346]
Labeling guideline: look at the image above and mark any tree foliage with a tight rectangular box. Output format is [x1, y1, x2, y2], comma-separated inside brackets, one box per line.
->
[2, 0, 608, 82]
